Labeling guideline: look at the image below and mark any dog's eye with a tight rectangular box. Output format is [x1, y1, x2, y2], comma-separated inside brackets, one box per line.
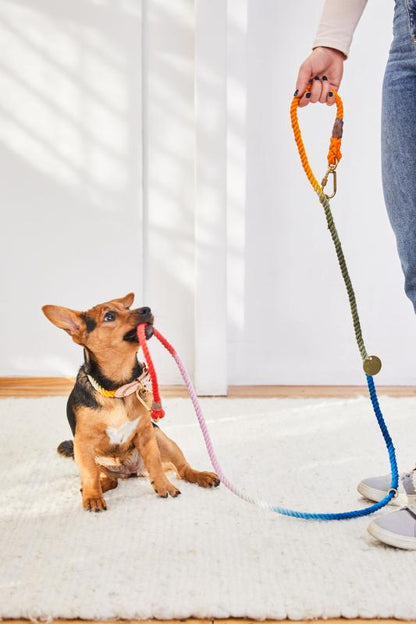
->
[104, 311, 116, 322]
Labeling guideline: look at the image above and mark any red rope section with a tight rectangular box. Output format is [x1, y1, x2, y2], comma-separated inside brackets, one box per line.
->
[136, 323, 165, 420]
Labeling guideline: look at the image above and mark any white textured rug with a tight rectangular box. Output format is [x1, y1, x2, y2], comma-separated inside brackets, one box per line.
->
[1, 395, 416, 620]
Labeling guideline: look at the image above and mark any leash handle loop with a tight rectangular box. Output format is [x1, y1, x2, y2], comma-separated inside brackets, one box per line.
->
[290, 84, 344, 196]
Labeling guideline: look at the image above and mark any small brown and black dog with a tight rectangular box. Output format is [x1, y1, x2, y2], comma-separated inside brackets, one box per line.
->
[42, 293, 219, 511]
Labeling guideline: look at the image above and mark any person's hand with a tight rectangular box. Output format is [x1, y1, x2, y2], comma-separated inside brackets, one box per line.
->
[295, 47, 345, 107]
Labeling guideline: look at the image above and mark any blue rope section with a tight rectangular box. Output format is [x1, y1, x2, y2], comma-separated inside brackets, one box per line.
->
[268, 375, 399, 520]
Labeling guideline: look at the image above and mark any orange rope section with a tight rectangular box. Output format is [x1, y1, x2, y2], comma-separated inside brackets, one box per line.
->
[290, 86, 344, 194]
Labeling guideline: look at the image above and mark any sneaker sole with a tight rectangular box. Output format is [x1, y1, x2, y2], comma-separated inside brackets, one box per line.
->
[368, 520, 416, 550]
[357, 482, 409, 507]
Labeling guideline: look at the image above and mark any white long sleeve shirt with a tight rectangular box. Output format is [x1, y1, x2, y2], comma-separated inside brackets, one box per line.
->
[313, 0, 368, 57]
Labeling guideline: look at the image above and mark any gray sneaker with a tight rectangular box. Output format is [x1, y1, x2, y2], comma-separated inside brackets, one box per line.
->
[368, 505, 416, 550]
[357, 469, 416, 506]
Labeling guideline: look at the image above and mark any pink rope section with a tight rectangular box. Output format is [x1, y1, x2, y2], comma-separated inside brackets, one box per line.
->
[137, 324, 268, 509]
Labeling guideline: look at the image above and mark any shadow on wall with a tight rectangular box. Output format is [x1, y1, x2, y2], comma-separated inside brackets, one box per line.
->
[141, 0, 199, 384]
[0, 0, 203, 383]
[0, 0, 143, 375]
[0, 0, 139, 208]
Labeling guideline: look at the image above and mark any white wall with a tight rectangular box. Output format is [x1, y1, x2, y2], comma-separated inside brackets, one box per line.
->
[141, 0, 197, 384]
[0, 0, 144, 375]
[226, 0, 416, 386]
[1, 0, 415, 389]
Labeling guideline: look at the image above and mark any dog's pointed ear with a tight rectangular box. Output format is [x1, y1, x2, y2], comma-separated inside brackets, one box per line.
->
[42, 305, 85, 342]
[113, 293, 135, 308]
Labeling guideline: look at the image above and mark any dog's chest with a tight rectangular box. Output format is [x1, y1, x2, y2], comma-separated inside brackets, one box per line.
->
[99, 398, 142, 447]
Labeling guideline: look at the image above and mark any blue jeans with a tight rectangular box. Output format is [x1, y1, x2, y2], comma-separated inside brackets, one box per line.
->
[382, 0, 416, 312]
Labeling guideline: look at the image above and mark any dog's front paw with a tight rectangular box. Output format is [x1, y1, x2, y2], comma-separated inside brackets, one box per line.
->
[152, 479, 181, 498]
[83, 494, 107, 512]
[195, 471, 221, 488]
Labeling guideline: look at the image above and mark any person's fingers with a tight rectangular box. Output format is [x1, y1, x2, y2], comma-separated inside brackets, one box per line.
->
[319, 75, 330, 103]
[294, 48, 345, 111]
[326, 88, 335, 107]
[298, 87, 312, 108]
[309, 75, 322, 103]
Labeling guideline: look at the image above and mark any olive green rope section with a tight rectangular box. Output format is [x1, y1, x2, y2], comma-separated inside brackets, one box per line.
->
[318, 191, 368, 361]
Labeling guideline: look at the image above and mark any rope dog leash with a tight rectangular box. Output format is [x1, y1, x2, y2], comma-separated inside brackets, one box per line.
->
[137, 324, 165, 420]
[290, 87, 398, 504]
[135, 89, 399, 520]
[138, 325, 397, 520]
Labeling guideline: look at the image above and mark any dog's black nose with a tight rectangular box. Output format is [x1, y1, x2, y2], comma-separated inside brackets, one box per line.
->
[138, 306, 151, 316]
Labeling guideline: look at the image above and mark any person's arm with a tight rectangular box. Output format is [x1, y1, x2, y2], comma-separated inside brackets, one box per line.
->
[313, 0, 368, 57]
[296, 0, 368, 107]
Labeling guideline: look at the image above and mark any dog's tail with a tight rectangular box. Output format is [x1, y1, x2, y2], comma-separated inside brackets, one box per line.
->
[57, 440, 74, 458]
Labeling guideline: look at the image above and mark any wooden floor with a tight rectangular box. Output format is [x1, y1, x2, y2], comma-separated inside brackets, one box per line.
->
[0, 377, 415, 398]
[2, 619, 412, 624]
